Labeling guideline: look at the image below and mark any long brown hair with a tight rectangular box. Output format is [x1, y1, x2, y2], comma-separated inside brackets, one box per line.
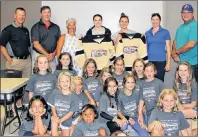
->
[33, 55, 52, 74]
[173, 61, 193, 97]
[82, 58, 98, 79]
[132, 58, 145, 79]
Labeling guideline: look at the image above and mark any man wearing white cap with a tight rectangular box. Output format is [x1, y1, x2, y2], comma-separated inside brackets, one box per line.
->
[171, 4, 197, 82]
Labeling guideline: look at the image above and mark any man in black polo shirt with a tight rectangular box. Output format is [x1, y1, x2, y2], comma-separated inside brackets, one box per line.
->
[0, 7, 31, 78]
[31, 6, 61, 72]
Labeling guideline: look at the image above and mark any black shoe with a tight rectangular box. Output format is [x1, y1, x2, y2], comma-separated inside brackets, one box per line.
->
[6, 109, 14, 118]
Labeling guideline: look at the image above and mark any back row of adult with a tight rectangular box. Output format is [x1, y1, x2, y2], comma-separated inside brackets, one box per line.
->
[0, 5, 197, 83]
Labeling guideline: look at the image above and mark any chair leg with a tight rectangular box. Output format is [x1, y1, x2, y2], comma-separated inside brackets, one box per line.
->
[2, 95, 8, 135]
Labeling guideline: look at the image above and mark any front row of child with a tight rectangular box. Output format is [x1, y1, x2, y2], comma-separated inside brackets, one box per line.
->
[19, 54, 197, 136]
[19, 73, 196, 136]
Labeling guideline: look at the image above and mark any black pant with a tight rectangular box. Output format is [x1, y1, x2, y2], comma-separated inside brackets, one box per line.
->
[150, 61, 166, 82]
[107, 121, 120, 134]
[191, 64, 198, 83]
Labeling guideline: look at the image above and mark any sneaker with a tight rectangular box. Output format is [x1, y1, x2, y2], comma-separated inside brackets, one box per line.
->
[6, 109, 14, 118]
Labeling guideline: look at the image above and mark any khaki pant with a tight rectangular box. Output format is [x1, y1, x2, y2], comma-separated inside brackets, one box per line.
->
[6, 56, 32, 78]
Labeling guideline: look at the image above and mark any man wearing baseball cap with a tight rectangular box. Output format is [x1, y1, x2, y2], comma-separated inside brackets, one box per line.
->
[172, 4, 198, 83]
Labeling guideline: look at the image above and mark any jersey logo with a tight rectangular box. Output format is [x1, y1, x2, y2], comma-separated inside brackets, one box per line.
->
[123, 46, 138, 54]
[91, 49, 107, 57]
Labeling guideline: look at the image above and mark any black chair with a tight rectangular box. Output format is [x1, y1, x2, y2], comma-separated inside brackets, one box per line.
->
[1, 69, 22, 78]
[0, 69, 23, 135]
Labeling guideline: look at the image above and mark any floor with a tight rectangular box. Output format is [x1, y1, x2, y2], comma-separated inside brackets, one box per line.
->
[1, 105, 19, 136]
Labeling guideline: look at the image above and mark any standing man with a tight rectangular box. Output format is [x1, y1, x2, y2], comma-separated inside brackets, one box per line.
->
[172, 4, 198, 82]
[0, 7, 32, 78]
[31, 6, 61, 72]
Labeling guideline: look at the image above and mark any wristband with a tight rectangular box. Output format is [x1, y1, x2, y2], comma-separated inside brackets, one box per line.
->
[112, 116, 117, 122]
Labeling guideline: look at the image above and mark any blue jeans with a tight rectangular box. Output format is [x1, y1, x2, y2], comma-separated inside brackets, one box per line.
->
[130, 120, 150, 136]
[150, 61, 166, 82]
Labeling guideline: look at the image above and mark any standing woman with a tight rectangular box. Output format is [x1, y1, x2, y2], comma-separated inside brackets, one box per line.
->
[86, 14, 111, 43]
[145, 13, 171, 82]
[56, 18, 82, 75]
[112, 13, 136, 45]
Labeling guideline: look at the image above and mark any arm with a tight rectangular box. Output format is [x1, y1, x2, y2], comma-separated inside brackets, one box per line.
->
[32, 41, 49, 57]
[84, 90, 96, 106]
[36, 116, 47, 135]
[32, 117, 39, 135]
[29, 92, 34, 101]
[59, 112, 74, 123]
[51, 106, 57, 117]
[181, 101, 197, 109]
[165, 40, 171, 71]
[180, 129, 189, 136]
[176, 41, 197, 54]
[0, 46, 13, 64]
[56, 34, 65, 58]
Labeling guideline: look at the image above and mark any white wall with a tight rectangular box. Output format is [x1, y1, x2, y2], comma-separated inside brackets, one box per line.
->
[42, 1, 163, 35]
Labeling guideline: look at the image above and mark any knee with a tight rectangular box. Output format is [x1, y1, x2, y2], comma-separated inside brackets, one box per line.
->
[99, 128, 107, 136]
[23, 131, 34, 136]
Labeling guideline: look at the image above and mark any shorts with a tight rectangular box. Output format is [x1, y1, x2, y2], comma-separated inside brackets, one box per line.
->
[72, 116, 80, 125]
[59, 123, 71, 130]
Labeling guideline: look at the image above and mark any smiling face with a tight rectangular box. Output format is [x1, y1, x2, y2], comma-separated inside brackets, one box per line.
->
[60, 54, 71, 69]
[144, 66, 156, 80]
[59, 74, 71, 91]
[37, 56, 49, 72]
[161, 94, 176, 112]
[102, 72, 112, 84]
[74, 80, 83, 93]
[82, 108, 95, 124]
[31, 99, 45, 116]
[151, 15, 161, 28]
[107, 80, 118, 96]
[181, 10, 194, 22]
[14, 9, 26, 26]
[67, 21, 76, 33]
[124, 77, 135, 92]
[134, 61, 144, 77]
[119, 17, 129, 30]
[114, 60, 124, 74]
[86, 62, 96, 76]
[93, 16, 102, 28]
[41, 8, 51, 22]
[178, 64, 189, 81]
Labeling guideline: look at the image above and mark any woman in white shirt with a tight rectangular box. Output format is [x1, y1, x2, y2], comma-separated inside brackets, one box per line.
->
[56, 18, 82, 75]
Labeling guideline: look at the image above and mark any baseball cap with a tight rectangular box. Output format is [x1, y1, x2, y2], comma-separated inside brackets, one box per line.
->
[181, 4, 194, 12]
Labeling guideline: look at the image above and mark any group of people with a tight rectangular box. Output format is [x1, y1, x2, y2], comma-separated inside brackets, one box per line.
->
[0, 3, 197, 137]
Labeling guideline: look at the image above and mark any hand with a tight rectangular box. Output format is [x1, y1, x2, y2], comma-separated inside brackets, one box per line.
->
[128, 118, 135, 125]
[171, 51, 180, 62]
[78, 34, 84, 39]
[165, 63, 171, 72]
[138, 115, 144, 128]
[121, 117, 128, 125]
[7, 58, 13, 65]
[51, 116, 60, 123]
[49, 53, 55, 61]
[116, 34, 122, 43]
[39, 109, 46, 117]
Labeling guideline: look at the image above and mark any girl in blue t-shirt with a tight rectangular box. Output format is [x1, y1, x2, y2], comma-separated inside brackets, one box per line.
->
[148, 89, 189, 136]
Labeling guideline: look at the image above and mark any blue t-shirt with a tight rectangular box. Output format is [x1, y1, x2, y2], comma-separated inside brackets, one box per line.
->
[175, 20, 198, 65]
[145, 26, 171, 61]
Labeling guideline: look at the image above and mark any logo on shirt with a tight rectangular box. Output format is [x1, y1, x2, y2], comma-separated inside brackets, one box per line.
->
[123, 46, 138, 54]
[91, 49, 107, 57]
